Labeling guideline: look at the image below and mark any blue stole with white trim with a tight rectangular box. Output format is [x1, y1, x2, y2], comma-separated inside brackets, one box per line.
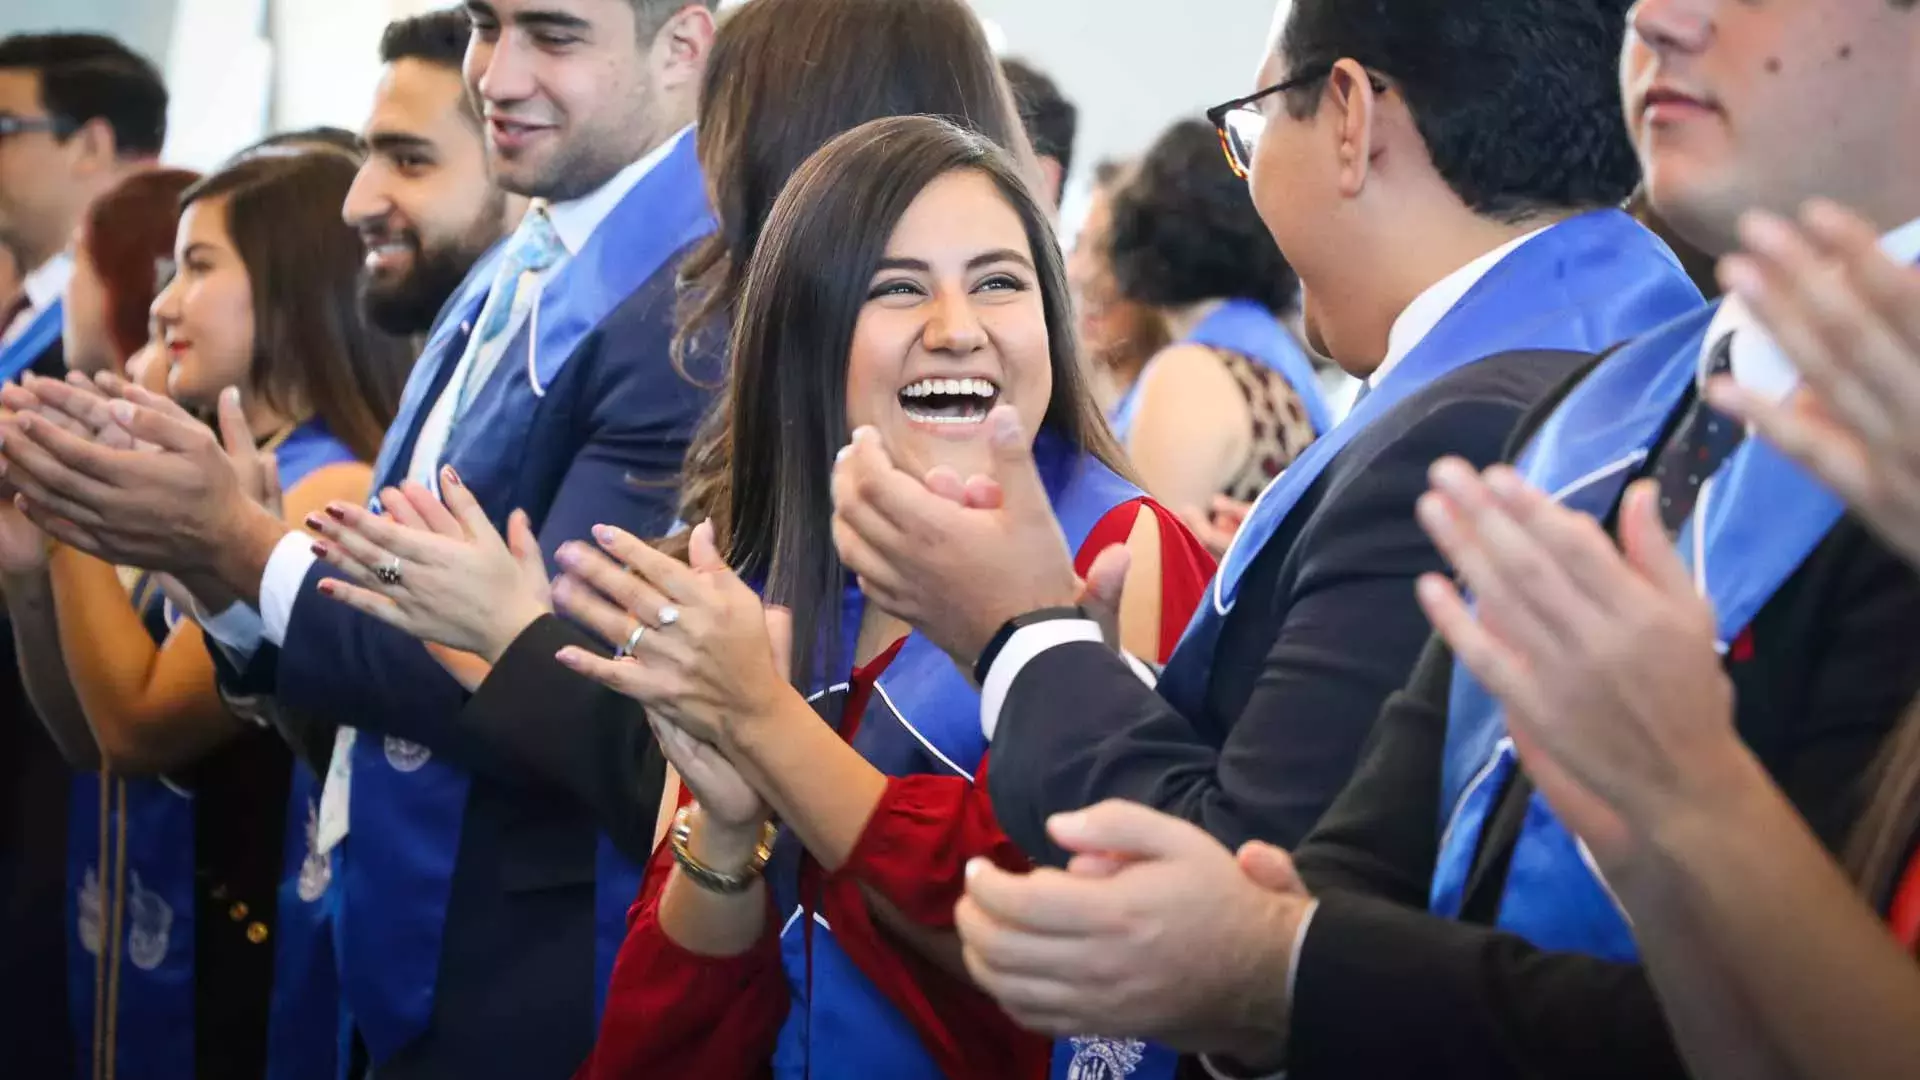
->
[765, 434, 1142, 1079]
[338, 133, 715, 1065]
[0, 299, 61, 382]
[64, 419, 357, 1080]
[1156, 210, 1704, 721]
[1110, 298, 1332, 441]
[1428, 304, 1844, 958]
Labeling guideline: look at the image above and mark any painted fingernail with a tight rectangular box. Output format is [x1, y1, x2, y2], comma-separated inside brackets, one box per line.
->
[443, 465, 463, 489]
[325, 504, 347, 522]
[592, 524, 615, 546]
[304, 513, 326, 532]
[311, 542, 329, 559]
[317, 580, 336, 597]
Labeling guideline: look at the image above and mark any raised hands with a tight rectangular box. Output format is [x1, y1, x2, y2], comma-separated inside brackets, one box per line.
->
[1707, 200, 1920, 571]
[831, 406, 1081, 669]
[549, 519, 795, 752]
[305, 467, 553, 665]
[1413, 460, 1742, 864]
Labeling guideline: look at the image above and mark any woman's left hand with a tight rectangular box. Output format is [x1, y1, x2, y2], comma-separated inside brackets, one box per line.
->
[552, 519, 796, 747]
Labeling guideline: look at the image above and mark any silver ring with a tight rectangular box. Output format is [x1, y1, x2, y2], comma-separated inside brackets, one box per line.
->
[374, 558, 403, 586]
[657, 604, 680, 628]
[615, 621, 646, 659]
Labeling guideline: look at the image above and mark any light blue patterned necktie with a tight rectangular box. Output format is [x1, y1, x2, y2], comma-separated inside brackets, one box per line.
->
[452, 201, 566, 418]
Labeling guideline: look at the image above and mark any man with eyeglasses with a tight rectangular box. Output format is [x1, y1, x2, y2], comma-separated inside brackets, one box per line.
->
[0, 34, 166, 383]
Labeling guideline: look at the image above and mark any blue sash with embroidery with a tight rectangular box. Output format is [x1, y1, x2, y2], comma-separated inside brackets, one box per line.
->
[762, 435, 1141, 1079]
[338, 133, 715, 1065]
[1111, 299, 1332, 442]
[265, 421, 358, 1080]
[63, 420, 358, 1079]
[1428, 305, 1844, 959]
[1156, 210, 1703, 720]
[0, 300, 61, 382]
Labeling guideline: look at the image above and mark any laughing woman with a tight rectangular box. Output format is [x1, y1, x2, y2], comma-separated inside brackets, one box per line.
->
[310, 117, 1213, 1078]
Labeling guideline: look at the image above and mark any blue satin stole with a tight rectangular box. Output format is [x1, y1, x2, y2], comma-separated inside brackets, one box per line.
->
[1156, 209, 1704, 720]
[1110, 298, 1332, 442]
[767, 435, 1143, 1080]
[0, 299, 61, 382]
[66, 419, 357, 1080]
[1429, 304, 1844, 960]
[337, 133, 716, 1064]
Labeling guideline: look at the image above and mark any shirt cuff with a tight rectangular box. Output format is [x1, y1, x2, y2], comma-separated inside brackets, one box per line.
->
[979, 618, 1103, 741]
[1196, 898, 1317, 1080]
[260, 531, 317, 647]
[196, 600, 268, 662]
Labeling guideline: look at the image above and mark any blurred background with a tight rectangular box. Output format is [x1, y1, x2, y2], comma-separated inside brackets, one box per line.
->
[3, 0, 1277, 222]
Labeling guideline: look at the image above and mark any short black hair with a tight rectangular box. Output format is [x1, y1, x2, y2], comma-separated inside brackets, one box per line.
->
[0, 33, 167, 157]
[1107, 119, 1299, 317]
[381, 8, 472, 68]
[1277, 0, 1640, 220]
[1001, 57, 1076, 179]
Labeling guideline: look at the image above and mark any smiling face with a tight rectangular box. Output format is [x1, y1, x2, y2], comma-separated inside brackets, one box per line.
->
[1622, 0, 1920, 256]
[845, 168, 1053, 481]
[150, 195, 255, 410]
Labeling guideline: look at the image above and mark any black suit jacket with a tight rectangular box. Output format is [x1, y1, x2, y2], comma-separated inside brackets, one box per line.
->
[989, 349, 1592, 862]
[1280, 359, 1920, 1079]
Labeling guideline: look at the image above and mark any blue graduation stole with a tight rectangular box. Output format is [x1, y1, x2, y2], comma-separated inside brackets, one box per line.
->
[1156, 209, 1704, 721]
[1110, 299, 1331, 443]
[766, 435, 1142, 1080]
[1428, 305, 1844, 959]
[337, 132, 716, 1065]
[0, 299, 61, 382]
[64, 419, 357, 1080]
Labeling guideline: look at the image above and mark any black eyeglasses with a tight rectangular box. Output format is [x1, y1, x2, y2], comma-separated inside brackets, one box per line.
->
[1205, 65, 1388, 179]
[0, 114, 75, 141]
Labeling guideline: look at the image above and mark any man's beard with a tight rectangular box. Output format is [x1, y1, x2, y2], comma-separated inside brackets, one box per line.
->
[359, 240, 485, 338]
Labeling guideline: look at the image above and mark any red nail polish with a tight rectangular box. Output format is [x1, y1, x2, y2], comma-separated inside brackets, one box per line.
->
[317, 580, 335, 597]
[444, 466, 463, 488]
[305, 514, 326, 532]
[311, 542, 328, 559]
[325, 505, 347, 522]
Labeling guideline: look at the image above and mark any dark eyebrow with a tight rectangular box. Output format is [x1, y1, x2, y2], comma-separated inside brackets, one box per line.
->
[873, 250, 1037, 274]
[514, 8, 593, 32]
[181, 242, 217, 261]
[366, 132, 435, 156]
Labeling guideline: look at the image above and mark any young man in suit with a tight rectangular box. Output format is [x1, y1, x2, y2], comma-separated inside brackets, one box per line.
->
[0, 2, 722, 1076]
[838, 0, 1701, 867]
[347, 8, 525, 339]
[921, 0, 1920, 1077]
[0, 33, 165, 1078]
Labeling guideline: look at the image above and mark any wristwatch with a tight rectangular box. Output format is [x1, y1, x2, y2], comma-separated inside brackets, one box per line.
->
[972, 605, 1094, 685]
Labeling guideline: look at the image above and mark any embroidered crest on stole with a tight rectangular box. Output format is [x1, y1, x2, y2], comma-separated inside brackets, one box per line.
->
[383, 736, 433, 773]
[125, 872, 174, 972]
[1068, 1037, 1148, 1079]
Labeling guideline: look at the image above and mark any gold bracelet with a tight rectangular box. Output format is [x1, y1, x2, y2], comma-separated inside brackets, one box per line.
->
[669, 804, 777, 894]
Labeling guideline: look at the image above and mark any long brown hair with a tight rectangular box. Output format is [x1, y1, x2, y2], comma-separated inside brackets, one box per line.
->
[721, 116, 1125, 686]
[180, 152, 411, 460]
[1848, 700, 1920, 904]
[670, 0, 1035, 530]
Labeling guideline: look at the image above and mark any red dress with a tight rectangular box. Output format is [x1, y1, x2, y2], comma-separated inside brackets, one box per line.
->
[579, 498, 1214, 1080]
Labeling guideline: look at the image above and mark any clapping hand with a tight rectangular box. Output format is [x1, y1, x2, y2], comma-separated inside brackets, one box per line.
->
[305, 467, 553, 666]
[1706, 200, 1920, 571]
[1414, 460, 1740, 865]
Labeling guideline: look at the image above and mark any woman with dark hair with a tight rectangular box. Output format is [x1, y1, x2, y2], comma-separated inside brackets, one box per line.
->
[1106, 119, 1330, 517]
[310, 116, 1214, 1079]
[0, 150, 411, 1080]
[1415, 202, 1920, 1080]
[1069, 160, 1171, 422]
[60, 167, 200, 376]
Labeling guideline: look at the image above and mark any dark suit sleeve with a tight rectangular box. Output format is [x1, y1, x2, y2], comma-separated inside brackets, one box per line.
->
[276, 305, 713, 789]
[988, 397, 1531, 861]
[459, 615, 665, 864]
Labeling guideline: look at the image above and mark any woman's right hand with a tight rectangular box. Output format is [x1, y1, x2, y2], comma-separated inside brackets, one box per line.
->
[305, 467, 553, 663]
[0, 493, 50, 577]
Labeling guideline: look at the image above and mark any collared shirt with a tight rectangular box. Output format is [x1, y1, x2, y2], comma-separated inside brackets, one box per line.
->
[2, 251, 74, 345]
[238, 125, 694, 651]
[1371, 226, 1549, 388]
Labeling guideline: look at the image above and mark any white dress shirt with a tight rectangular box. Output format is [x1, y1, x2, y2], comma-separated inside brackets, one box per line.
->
[2, 251, 74, 345]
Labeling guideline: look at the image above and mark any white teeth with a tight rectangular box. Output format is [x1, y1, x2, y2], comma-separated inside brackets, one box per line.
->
[900, 377, 998, 399]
